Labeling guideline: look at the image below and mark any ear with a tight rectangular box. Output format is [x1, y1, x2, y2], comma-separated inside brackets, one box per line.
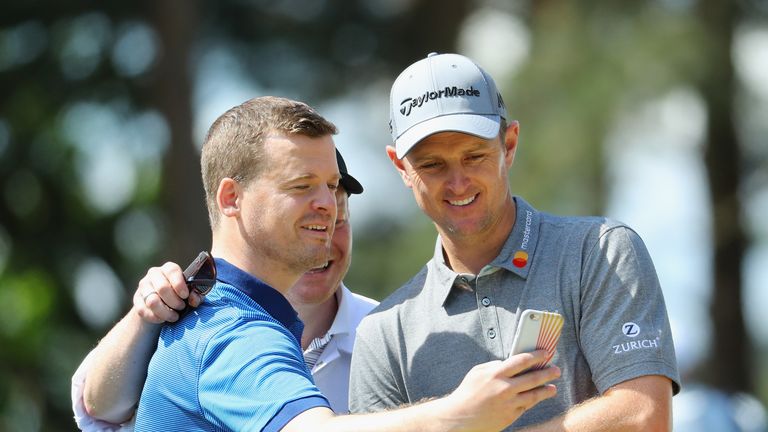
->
[503, 121, 520, 168]
[217, 178, 241, 219]
[386, 145, 413, 188]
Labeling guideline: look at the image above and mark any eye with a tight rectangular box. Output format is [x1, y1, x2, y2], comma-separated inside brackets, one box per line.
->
[328, 183, 339, 191]
[293, 184, 310, 190]
[418, 161, 442, 170]
[467, 154, 485, 162]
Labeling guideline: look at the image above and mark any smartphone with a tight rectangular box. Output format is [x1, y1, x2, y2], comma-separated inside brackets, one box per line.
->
[510, 309, 564, 370]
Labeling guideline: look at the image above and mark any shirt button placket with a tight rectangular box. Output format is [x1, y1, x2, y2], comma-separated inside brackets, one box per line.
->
[475, 275, 504, 358]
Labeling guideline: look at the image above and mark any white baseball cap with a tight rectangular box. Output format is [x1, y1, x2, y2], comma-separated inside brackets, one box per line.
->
[389, 52, 508, 159]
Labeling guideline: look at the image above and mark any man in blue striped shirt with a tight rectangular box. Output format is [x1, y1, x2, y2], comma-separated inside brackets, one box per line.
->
[73, 148, 375, 430]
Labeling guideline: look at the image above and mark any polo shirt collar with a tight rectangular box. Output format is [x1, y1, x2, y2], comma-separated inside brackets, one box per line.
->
[326, 284, 356, 354]
[428, 237, 462, 307]
[214, 258, 303, 341]
[489, 196, 540, 278]
[429, 196, 541, 306]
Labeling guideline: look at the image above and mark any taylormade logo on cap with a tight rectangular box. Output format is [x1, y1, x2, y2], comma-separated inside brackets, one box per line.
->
[389, 52, 508, 159]
[399, 86, 482, 117]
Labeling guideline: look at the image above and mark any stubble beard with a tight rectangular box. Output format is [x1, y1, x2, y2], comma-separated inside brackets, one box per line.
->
[247, 215, 332, 275]
[442, 207, 497, 240]
[292, 241, 332, 273]
[264, 239, 331, 275]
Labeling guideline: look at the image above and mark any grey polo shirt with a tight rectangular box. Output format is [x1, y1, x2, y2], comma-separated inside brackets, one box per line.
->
[349, 197, 680, 429]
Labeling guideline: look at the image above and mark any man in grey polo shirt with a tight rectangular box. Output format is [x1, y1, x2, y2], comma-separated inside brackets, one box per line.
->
[349, 53, 680, 430]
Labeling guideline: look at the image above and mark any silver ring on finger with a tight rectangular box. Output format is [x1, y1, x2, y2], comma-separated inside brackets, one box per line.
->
[143, 291, 158, 304]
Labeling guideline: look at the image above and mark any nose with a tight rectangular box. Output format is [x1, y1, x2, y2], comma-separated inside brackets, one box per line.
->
[312, 184, 337, 217]
[445, 165, 470, 194]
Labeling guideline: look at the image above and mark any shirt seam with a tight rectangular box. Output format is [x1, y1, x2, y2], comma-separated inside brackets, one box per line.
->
[594, 358, 680, 394]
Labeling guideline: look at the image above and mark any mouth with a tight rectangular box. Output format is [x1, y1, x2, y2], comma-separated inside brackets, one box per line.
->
[447, 194, 477, 207]
[303, 224, 329, 232]
[301, 223, 331, 239]
[306, 260, 333, 274]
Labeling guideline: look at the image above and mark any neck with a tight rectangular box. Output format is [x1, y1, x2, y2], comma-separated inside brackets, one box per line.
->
[296, 290, 339, 350]
[210, 236, 301, 294]
[439, 196, 517, 275]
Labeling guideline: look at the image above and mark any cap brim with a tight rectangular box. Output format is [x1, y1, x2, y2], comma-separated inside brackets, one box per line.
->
[340, 173, 364, 195]
[394, 114, 501, 159]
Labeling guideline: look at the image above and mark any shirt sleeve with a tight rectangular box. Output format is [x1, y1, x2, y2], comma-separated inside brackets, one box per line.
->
[578, 225, 681, 394]
[71, 349, 135, 432]
[198, 320, 330, 431]
[348, 315, 405, 414]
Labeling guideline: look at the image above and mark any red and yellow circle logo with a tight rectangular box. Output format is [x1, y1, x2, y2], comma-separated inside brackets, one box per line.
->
[512, 251, 528, 268]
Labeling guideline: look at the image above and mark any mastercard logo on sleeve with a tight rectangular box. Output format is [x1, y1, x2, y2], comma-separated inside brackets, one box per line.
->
[513, 251, 528, 268]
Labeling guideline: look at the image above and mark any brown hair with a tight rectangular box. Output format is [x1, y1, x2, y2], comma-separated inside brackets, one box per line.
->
[200, 96, 338, 227]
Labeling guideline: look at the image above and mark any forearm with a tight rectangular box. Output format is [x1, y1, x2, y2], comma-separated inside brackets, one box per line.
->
[83, 307, 161, 423]
[286, 355, 561, 432]
[348, 397, 474, 432]
[286, 398, 482, 432]
[521, 376, 673, 432]
[520, 398, 654, 432]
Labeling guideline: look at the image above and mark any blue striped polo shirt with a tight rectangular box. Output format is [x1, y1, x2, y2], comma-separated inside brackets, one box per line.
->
[135, 258, 329, 431]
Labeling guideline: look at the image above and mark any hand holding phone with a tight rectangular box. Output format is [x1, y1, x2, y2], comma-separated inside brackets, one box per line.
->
[510, 309, 564, 370]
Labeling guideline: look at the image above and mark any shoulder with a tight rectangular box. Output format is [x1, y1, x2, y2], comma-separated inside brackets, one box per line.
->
[356, 265, 430, 337]
[207, 308, 300, 354]
[538, 212, 643, 249]
[373, 265, 429, 314]
[186, 285, 302, 360]
[539, 211, 627, 234]
[199, 312, 306, 386]
[547, 217, 660, 283]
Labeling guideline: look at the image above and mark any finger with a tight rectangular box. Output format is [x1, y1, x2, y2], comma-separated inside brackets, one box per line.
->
[134, 267, 185, 323]
[502, 350, 551, 376]
[507, 365, 561, 394]
[136, 304, 179, 324]
[160, 261, 189, 299]
[134, 302, 166, 324]
[140, 268, 182, 321]
[187, 290, 203, 308]
[515, 383, 558, 411]
[148, 265, 186, 311]
[142, 291, 180, 322]
[133, 283, 167, 324]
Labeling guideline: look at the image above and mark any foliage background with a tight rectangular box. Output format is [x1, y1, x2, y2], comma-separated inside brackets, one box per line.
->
[0, 0, 766, 430]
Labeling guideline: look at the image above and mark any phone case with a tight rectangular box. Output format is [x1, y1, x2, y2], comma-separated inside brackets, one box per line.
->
[510, 309, 564, 370]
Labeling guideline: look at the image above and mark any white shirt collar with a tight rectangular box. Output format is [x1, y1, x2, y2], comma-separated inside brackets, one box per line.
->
[325, 284, 359, 353]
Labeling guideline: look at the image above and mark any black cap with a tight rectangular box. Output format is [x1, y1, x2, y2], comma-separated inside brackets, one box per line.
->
[336, 149, 363, 195]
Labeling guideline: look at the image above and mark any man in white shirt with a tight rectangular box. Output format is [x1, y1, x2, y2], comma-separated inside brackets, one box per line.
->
[71, 149, 378, 430]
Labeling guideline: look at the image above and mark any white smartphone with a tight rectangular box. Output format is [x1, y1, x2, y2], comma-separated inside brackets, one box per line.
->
[509, 309, 564, 370]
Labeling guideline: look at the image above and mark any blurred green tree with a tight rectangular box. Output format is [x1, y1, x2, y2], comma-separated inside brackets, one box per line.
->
[0, 0, 764, 429]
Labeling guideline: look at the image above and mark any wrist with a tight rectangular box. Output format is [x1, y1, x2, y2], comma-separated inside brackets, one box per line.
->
[414, 396, 464, 432]
[129, 305, 163, 332]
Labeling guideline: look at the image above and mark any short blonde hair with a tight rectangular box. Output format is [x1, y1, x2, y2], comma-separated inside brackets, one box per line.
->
[200, 96, 337, 227]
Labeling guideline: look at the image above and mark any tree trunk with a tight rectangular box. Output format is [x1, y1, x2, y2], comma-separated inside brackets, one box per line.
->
[697, 0, 750, 393]
[148, 0, 211, 262]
